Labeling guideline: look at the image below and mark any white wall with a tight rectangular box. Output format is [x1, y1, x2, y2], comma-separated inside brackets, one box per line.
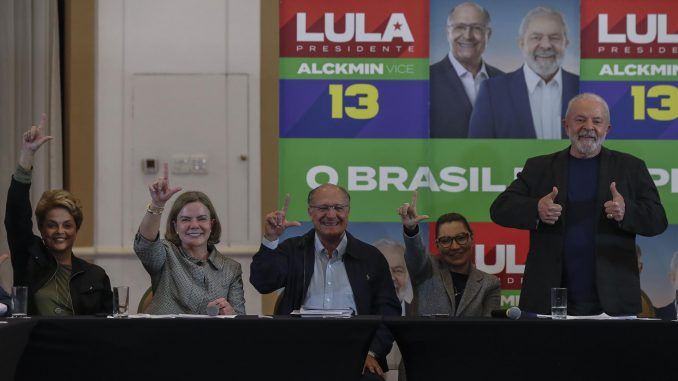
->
[94, 0, 262, 314]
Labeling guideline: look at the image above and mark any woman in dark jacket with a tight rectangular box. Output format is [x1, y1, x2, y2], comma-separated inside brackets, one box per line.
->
[5, 120, 112, 316]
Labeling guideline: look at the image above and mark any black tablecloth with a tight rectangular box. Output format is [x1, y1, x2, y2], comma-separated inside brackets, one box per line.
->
[384, 317, 678, 381]
[1, 316, 381, 381]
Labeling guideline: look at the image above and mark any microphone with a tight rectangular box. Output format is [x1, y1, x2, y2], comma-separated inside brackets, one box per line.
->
[491, 306, 528, 320]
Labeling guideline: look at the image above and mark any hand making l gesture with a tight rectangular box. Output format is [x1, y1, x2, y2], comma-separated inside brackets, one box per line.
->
[263, 194, 301, 241]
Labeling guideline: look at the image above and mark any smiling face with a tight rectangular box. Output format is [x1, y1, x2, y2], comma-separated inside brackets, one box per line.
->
[174, 201, 214, 251]
[436, 221, 474, 273]
[520, 13, 568, 80]
[564, 97, 610, 159]
[39, 207, 78, 256]
[307, 185, 350, 244]
[447, 3, 490, 71]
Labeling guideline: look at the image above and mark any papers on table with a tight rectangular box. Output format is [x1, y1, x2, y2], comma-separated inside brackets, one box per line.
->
[109, 314, 237, 319]
[291, 308, 353, 318]
[562, 313, 637, 320]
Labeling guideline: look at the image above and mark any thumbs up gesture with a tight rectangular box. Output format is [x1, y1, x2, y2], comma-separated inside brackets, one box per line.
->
[538, 186, 562, 225]
[604, 182, 625, 222]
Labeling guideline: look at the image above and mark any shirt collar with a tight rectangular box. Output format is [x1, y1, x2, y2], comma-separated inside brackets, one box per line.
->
[523, 64, 562, 93]
[314, 232, 348, 259]
[448, 52, 488, 79]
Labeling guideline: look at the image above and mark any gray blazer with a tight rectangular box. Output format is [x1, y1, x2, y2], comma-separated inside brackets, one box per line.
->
[404, 231, 500, 317]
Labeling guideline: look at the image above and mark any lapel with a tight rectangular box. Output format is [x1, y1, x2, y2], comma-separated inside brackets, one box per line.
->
[301, 230, 316, 295]
[509, 69, 536, 138]
[456, 267, 482, 316]
[343, 232, 368, 315]
[437, 258, 458, 315]
[596, 147, 613, 225]
[553, 148, 570, 228]
[442, 58, 472, 111]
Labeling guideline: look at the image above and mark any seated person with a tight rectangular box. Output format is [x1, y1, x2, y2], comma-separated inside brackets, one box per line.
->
[0, 286, 8, 316]
[134, 165, 245, 315]
[0, 253, 9, 316]
[5, 121, 112, 315]
[397, 192, 500, 316]
[250, 184, 401, 379]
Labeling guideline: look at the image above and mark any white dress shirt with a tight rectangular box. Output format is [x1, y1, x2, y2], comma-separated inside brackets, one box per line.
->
[523, 64, 563, 139]
[448, 52, 489, 105]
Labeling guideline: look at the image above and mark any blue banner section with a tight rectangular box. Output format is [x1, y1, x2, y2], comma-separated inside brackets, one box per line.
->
[279, 79, 429, 138]
[580, 81, 678, 139]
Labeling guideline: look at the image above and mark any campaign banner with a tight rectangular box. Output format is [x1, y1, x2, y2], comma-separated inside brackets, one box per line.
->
[279, 139, 678, 222]
[580, 0, 678, 139]
[280, 0, 429, 59]
[279, 79, 429, 138]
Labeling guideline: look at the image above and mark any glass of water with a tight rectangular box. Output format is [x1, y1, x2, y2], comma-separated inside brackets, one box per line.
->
[551, 287, 567, 320]
[113, 286, 129, 317]
[11, 286, 28, 318]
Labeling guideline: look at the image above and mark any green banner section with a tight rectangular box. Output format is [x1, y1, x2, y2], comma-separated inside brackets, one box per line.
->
[279, 58, 429, 80]
[581, 59, 678, 81]
[279, 139, 678, 223]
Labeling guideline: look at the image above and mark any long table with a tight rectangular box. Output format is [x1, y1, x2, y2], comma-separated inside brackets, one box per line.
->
[3, 316, 677, 381]
[384, 317, 678, 381]
[1, 316, 381, 381]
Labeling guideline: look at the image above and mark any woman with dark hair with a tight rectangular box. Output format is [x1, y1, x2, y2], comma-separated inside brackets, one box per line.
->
[134, 165, 245, 315]
[397, 192, 500, 317]
[5, 122, 112, 316]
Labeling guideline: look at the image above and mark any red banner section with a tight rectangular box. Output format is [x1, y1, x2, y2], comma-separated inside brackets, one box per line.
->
[581, 0, 678, 58]
[427, 222, 529, 290]
[280, 0, 429, 58]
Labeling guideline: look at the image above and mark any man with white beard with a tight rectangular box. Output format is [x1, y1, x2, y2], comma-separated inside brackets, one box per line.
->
[490, 93, 667, 316]
[468, 7, 579, 139]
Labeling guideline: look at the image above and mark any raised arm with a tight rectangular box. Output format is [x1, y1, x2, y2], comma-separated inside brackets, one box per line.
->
[5, 118, 53, 284]
[138, 163, 182, 241]
[398, 191, 430, 280]
[250, 194, 301, 294]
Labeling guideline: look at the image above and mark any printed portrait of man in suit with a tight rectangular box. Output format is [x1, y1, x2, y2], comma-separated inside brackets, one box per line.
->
[429, 2, 504, 138]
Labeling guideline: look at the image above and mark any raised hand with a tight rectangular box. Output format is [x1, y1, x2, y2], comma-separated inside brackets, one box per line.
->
[263, 194, 301, 241]
[22, 114, 53, 153]
[19, 114, 54, 170]
[397, 191, 429, 230]
[148, 163, 182, 208]
[538, 187, 562, 225]
[604, 182, 625, 222]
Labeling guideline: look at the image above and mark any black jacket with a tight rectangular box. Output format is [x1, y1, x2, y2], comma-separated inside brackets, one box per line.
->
[250, 229, 401, 372]
[491, 147, 667, 315]
[5, 176, 113, 315]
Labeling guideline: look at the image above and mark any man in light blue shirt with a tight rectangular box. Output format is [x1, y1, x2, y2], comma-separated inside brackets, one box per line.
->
[251, 184, 401, 379]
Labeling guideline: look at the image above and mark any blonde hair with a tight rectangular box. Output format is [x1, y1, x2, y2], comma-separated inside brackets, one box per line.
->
[35, 189, 84, 230]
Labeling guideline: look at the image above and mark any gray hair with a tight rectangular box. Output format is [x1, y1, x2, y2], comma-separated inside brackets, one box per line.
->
[565, 93, 611, 123]
[447, 2, 491, 27]
[518, 7, 568, 41]
[373, 239, 405, 259]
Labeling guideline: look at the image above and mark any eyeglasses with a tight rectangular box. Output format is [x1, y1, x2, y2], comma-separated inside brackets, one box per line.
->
[309, 204, 349, 213]
[448, 23, 488, 35]
[436, 233, 471, 247]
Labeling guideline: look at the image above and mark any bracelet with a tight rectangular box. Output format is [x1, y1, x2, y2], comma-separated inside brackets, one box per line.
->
[146, 203, 164, 215]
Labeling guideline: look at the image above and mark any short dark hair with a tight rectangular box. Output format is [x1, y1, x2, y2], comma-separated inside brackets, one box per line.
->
[165, 191, 221, 246]
[435, 213, 473, 238]
[307, 183, 351, 205]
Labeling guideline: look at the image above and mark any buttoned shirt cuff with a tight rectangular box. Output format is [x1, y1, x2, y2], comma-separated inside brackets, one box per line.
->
[261, 236, 279, 250]
[13, 164, 32, 184]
